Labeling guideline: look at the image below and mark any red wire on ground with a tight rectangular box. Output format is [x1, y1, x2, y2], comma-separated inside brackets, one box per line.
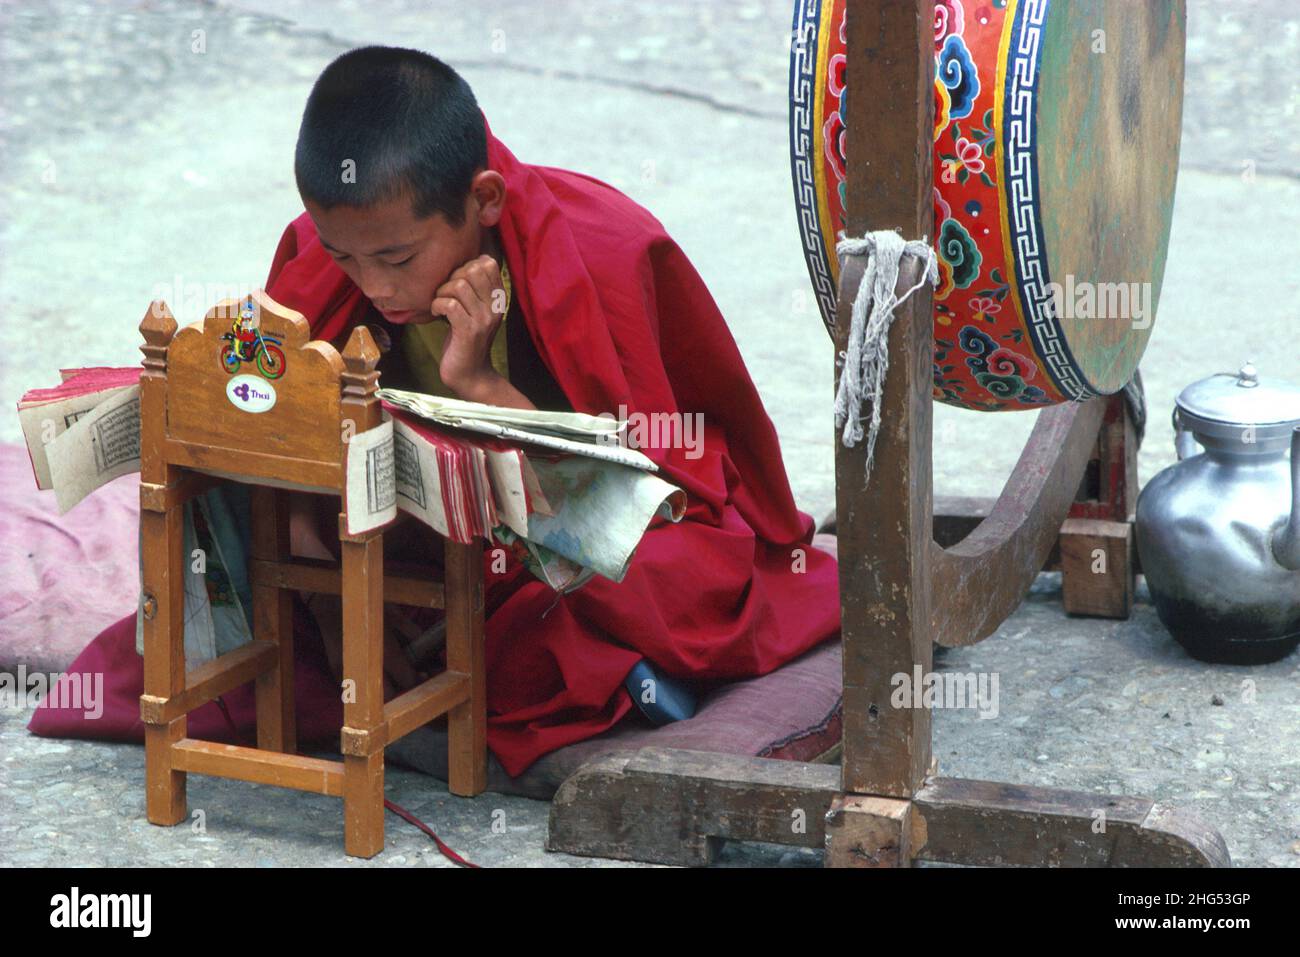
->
[383, 798, 479, 867]
[212, 695, 478, 868]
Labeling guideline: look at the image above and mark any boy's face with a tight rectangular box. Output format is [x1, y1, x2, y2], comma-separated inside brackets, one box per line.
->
[303, 169, 505, 325]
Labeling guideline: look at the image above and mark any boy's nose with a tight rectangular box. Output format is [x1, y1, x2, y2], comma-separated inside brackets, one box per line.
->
[355, 264, 396, 302]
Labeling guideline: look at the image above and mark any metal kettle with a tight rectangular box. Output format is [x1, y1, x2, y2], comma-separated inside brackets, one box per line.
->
[1135, 362, 1300, 664]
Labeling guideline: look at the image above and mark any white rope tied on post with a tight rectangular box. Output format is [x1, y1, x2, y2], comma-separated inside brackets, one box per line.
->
[832, 230, 938, 488]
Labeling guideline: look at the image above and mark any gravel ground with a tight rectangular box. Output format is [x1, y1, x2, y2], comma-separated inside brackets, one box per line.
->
[3, 576, 1296, 867]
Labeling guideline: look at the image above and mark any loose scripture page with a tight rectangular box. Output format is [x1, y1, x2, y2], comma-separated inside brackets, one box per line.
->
[45, 385, 142, 513]
[343, 416, 398, 536]
[522, 454, 687, 584]
[390, 417, 451, 538]
[18, 384, 138, 490]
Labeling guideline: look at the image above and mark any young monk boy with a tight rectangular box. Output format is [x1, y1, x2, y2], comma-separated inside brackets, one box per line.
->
[32, 45, 842, 779]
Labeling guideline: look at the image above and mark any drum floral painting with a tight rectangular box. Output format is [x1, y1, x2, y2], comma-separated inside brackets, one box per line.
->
[790, 0, 1185, 411]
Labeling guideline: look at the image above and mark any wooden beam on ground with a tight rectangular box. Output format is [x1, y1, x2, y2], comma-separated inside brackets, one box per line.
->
[911, 777, 1230, 867]
[546, 747, 1230, 868]
[547, 748, 841, 867]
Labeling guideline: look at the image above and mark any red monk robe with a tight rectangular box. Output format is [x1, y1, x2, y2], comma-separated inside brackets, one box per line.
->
[29, 111, 841, 777]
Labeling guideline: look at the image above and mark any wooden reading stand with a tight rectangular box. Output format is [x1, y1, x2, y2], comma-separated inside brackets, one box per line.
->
[546, 2, 1228, 867]
[137, 289, 487, 858]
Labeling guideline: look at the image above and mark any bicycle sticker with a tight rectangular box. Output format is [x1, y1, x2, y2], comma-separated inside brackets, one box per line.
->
[220, 298, 286, 380]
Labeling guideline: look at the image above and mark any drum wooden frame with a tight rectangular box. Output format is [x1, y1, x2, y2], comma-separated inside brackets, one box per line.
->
[546, 0, 1228, 868]
[137, 291, 487, 859]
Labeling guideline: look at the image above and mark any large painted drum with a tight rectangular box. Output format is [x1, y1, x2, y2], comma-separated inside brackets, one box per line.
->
[790, 0, 1186, 411]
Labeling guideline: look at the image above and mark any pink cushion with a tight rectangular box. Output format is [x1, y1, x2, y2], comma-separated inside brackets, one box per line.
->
[0, 444, 140, 674]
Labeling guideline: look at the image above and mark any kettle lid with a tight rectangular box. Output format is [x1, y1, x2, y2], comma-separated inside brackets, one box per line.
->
[1176, 362, 1300, 434]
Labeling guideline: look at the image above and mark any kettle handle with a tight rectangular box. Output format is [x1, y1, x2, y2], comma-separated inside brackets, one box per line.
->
[1273, 426, 1300, 572]
[1172, 408, 1199, 461]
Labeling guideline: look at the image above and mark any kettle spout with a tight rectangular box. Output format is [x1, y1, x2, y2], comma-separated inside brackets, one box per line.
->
[1274, 426, 1300, 571]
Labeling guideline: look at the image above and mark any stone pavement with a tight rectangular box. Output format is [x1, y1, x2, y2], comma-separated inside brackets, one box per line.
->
[3, 573, 1297, 867]
[0, 0, 1297, 867]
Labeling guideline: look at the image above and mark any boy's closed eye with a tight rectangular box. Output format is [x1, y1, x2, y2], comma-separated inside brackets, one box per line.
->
[328, 252, 415, 270]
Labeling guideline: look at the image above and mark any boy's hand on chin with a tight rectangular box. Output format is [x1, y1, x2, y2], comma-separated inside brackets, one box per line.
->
[433, 253, 507, 395]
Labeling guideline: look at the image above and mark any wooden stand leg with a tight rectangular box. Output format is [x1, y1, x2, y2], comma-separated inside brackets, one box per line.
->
[444, 538, 488, 797]
[549, 749, 836, 866]
[139, 307, 187, 827]
[140, 489, 188, 826]
[832, 0, 935, 801]
[341, 523, 385, 858]
[343, 752, 385, 858]
[143, 718, 187, 826]
[252, 486, 297, 753]
[1060, 392, 1139, 619]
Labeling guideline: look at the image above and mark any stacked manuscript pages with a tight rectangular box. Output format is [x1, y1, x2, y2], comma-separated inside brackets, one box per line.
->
[18, 370, 686, 595]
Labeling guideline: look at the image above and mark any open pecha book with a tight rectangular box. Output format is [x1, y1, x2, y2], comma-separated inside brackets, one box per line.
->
[18, 370, 686, 595]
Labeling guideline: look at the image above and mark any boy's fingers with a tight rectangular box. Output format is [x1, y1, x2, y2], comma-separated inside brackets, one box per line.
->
[433, 278, 470, 310]
[461, 257, 499, 306]
[431, 296, 472, 329]
[475, 253, 501, 280]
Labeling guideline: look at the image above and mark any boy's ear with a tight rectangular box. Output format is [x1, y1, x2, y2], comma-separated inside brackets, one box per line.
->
[471, 170, 506, 226]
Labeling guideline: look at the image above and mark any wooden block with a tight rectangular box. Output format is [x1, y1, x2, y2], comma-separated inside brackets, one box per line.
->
[340, 723, 389, 757]
[1059, 518, 1134, 619]
[824, 794, 916, 868]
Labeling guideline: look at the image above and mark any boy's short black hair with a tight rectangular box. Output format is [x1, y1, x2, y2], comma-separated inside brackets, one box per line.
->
[294, 46, 487, 227]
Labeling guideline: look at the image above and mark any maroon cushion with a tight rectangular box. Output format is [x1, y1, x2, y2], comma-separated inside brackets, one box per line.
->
[386, 638, 843, 800]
